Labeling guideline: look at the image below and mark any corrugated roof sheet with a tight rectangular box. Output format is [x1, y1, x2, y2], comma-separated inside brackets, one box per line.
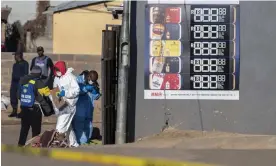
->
[53, 0, 104, 13]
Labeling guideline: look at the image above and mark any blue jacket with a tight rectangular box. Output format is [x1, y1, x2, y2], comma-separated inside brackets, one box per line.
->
[75, 75, 101, 118]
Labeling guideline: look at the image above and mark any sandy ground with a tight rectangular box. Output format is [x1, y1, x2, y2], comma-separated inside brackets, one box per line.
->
[3, 123, 276, 166]
[128, 128, 276, 149]
[2, 125, 276, 166]
[2, 108, 276, 166]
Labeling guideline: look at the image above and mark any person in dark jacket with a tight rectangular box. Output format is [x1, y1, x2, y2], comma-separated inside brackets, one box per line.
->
[9, 52, 29, 118]
[30, 46, 54, 89]
[17, 66, 54, 147]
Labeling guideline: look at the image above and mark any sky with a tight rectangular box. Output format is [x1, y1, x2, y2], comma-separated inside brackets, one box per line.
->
[1, 1, 64, 24]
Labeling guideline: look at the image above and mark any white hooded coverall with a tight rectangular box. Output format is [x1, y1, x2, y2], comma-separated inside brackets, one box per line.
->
[53, 68, 80, 147]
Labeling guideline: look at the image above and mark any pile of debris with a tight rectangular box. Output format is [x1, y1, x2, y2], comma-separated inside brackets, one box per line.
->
[25, 130, 69, 148]
[1, 94, 10, 111]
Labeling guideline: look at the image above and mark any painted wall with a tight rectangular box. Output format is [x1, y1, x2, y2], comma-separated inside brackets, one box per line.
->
[53, 2, 122, 55]
[1, 52, 101, 95]
[130, 1, 276, 140]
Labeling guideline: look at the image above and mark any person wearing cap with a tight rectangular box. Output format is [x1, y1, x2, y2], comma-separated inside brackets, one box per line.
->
[17, 66, 54, 146]
[9, 52, 29, 118]
[30, 46, 54, 89]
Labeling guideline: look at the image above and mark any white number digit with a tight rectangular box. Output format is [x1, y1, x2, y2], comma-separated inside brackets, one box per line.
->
[194, 8, 219, 22]
[217, 59, 226, 65]
[192, 42, 221, 56]
[195, 8, 201, 14]
[210, 42, 218, 55]
[194, 59, 201, 65]
[202, 42, 209, 55]
[193, 75, 202, 89]
[194, 25, 202, 39]
[193, 59, 201, 72]
[194, 75, 201, 81]
[202, 59, 209, 72]
[194, 42, 201, 48]
[194, 48, 201, 56]
[202, 8, 210, 22]
[210, 25, 218, 39]
[194, 42, 202, 56]
[210, 8, 218, 22]
[218, 42, 226, 48]
[210, 48, 218, 55]
[210, 64, 218, 72]
[219, 25, 226, 31]
[194, 8, 202, 22]
[194, 9, 202, 22]
[210, 75, 218, 89]
[218, 75, 225, 82]
[202, 75, 210, 89]
[219, 8, 226, 15]
[193, 25, 226, 39]
[193, 75, 222, 89]
[202, 25, 210, 39]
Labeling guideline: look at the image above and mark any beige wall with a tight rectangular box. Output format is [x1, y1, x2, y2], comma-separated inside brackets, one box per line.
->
[53, 2, 122, 55]
[1, 52, 101, 95]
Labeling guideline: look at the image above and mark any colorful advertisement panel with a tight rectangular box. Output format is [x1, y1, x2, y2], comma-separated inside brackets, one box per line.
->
[144, 1, 240, 100]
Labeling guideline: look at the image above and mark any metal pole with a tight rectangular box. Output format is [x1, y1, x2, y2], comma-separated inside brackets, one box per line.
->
[115, 0, 130, 144]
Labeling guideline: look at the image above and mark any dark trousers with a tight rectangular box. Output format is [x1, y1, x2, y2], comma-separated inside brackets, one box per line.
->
[10, 82, 19, 109]
[18, 105, 42, 146]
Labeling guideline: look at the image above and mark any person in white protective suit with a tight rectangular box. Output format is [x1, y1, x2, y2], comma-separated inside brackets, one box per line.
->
[52, 61, 80, 147]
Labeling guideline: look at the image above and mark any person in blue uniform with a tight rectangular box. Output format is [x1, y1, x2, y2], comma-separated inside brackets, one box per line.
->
[73, 70, 101, 145]
[9, 52, 29, 118]
[17, 66, 54, 146]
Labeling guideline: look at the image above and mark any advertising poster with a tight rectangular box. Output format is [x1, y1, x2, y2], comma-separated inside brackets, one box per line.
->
[144, 0, 240, 100]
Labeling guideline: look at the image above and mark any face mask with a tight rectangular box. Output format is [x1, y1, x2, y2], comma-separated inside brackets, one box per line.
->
[56, 71, 62, 77]
[88, 80, 94, 85]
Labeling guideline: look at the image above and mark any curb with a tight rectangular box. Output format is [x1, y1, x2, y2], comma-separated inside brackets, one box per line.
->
[1, 144, 214, 166]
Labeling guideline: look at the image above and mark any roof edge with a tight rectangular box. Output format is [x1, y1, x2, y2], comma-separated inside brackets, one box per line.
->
[53, 1, 106, 14]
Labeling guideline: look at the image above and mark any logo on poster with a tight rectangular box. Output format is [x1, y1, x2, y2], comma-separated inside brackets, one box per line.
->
[151, 92, 162, 96]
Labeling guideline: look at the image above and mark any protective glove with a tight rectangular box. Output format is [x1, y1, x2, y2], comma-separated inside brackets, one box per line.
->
[57, 90, 65, 97]
[85, 85, 94, 91]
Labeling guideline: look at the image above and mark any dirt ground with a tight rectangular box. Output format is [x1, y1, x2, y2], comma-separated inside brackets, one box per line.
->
[2, 103, 276, 150]
[127, 127, 276, 149]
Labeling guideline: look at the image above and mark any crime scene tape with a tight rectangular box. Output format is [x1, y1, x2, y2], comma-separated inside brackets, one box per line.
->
[2, 144, 214, 166]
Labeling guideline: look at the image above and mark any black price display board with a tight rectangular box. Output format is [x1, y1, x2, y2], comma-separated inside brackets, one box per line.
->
[144, 0, 240, 100]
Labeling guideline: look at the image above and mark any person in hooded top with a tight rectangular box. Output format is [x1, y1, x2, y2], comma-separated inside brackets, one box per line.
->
[53, 61, 80, 147]
[9, 52, 29, 118]
[73, 70, 101, 145]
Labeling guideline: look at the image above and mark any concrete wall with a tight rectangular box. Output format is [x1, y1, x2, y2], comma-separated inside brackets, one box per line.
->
[53, 2, 122, 55]
[130, 1, 276, 140]
[1, 52, 101, 95]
